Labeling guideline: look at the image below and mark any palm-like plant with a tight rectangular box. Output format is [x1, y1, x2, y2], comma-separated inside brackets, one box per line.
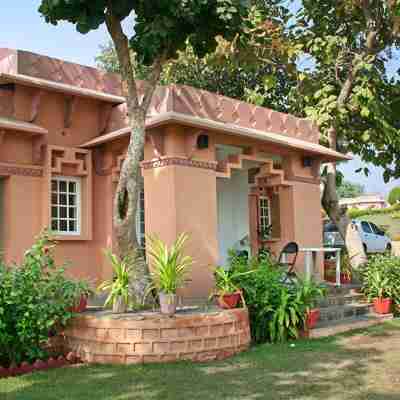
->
[146, 233, 193, 295]
[98, 250, 132, 313]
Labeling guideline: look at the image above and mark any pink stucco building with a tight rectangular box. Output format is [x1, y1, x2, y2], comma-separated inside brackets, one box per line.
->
[0, 49, 348, 300]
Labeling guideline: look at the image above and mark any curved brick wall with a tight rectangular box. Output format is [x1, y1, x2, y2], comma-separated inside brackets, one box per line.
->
[63, 308, 251, 364]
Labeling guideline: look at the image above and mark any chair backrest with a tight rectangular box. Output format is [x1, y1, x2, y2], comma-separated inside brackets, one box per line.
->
[278, 242, 299, 265]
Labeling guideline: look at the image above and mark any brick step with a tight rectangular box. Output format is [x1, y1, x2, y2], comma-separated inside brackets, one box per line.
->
[309, 313, 393, 338]
[318, 293, 365, 308]
[319, 302, 373, 323]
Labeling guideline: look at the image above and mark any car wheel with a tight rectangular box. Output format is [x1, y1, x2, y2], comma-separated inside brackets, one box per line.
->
[386, 243, 392, 255]
[363, 243, 368, 254]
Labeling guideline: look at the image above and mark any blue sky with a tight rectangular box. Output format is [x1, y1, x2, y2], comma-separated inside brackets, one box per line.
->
[1, 1, 399, 196]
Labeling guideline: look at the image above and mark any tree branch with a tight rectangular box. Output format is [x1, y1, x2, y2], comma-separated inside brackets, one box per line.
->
[141, 54, 166, 112]
[105, 3, 138, 109]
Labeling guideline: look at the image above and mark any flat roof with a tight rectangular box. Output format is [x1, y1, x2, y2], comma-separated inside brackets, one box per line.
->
[0, 73, 125, 104]
[80, 111, 351, 162]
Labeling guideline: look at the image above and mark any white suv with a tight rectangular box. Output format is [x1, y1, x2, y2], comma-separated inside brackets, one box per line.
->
[323, 220, 392, 254]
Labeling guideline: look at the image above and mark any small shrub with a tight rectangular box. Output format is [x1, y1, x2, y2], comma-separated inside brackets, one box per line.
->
[388, 187, 400, 206]
[361, 255, 400, 306]
[0, 230, 89, 367]
[226, 252, 325, 343]
[347, 203, 400, 219]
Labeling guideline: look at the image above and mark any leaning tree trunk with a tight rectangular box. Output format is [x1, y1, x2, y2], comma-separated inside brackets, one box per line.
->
[321, 128, 367, 269]
[113, 109, 150, 304]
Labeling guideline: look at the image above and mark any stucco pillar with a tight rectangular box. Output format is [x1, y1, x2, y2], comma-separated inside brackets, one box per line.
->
[142, 162, 219, 302]
[277, 181, 323, 279]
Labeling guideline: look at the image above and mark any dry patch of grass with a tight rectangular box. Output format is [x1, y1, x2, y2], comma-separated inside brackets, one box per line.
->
[2, 321, 400, 400]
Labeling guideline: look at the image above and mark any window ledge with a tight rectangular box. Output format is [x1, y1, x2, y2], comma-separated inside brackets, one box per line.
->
[54, 234, 91, 241]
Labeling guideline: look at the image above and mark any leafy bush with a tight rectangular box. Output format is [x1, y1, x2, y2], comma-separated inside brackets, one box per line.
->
[227, 252, 325, 343]
[388, 187, 400, 206]
[0, 231, 90, 367]
[347, 203, 400, 219]
[361, 255, 400, 304]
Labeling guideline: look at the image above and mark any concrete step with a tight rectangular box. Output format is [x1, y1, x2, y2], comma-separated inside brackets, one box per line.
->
[319, 302, 373, 323]
[318, 293, 365, 308]
[324, 283, 362, 296]
[309, 313, 393, 338]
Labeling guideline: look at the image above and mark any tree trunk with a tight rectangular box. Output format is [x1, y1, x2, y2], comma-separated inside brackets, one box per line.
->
[113, 109, 150, 304]
[321, 128, 367, 269]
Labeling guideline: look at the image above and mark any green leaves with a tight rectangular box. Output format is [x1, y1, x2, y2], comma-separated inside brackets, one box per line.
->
[39, 0, 251, 65]
[146, 233, 193, 295]
[0, 230, 88, 367]
[361, 255, 400, 302]
[98, 249, 134, 309]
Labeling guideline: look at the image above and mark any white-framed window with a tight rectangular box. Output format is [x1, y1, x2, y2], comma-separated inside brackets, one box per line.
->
[136, 187, 145, 248]
[258, 196, 271, 238]
[51, 176, 81, 235]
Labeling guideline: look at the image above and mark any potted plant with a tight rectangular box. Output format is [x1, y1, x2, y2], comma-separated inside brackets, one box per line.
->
[298, 279, 326, 329]
[98, 250, 132, 313]
[212, 267, 252, 309]
[71, 281, 92, 313]
[146, 233, 192, 316]
[364, 269, 392, 314]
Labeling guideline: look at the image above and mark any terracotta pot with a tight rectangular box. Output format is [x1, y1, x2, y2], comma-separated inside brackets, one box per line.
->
[306, 309, 321, 329]
[159, 292, 177, 316]
[373, 297, 392, 314]
[217, 292, 241, 309]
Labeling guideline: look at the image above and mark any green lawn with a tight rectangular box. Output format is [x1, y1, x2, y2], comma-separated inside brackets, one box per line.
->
[2, 321, 400, 400]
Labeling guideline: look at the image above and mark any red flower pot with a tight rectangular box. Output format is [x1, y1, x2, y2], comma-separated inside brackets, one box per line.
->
[306, 309, 321, 329]
[373, 298, 392, 314]
[217, 292, 241, 309]
[69, 295, 88, 313]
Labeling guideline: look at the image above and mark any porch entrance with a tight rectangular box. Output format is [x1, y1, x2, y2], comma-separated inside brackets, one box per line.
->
[215, 145, 285, 265]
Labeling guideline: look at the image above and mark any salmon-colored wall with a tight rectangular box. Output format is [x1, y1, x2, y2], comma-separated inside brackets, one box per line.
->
[2, 175, 42, 264]
[143, 164, 219, 301]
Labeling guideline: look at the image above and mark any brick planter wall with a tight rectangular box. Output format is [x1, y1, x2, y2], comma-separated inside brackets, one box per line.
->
[62, 308, 251, 364]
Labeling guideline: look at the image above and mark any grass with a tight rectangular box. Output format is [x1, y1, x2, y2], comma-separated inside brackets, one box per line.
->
[2, 321, 400, 400]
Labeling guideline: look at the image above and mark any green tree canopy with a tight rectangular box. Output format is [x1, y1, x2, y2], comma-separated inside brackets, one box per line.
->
[388, 186, 400, 205]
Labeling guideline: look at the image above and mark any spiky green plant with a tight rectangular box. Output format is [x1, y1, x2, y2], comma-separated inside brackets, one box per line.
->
[98, 250, 132, 311]
[146, 233, 192, 295]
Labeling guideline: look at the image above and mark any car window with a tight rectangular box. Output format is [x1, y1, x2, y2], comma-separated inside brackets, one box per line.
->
[370, 223, 381, 235]
[361, 221, 373, 234]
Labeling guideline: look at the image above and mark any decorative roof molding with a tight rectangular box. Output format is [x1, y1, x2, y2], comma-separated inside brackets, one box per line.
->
[0, 162, 43, 177]
[141, 157, 218, 171]
[0, 116, 48, 135]
[0, 73, 125, 104]
[81, 112, 350, 162]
